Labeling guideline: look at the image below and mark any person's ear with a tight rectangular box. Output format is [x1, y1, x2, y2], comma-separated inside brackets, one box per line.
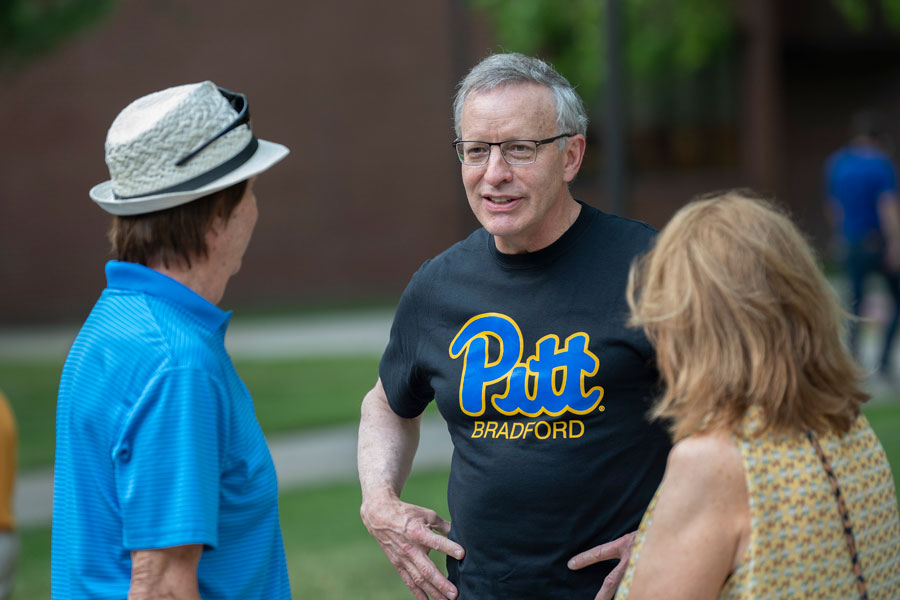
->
[562, 134, 586, 183]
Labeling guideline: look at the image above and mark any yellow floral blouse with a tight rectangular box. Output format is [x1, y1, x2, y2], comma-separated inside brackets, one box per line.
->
[617, 408, 900, 599]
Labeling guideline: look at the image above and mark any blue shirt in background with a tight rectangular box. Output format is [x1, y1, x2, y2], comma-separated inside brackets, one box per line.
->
[53, 261, 291, 599]
[826, 144, 899, 244]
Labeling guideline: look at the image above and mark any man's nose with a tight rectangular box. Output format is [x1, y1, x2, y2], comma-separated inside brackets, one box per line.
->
[483, 145, 512, 185]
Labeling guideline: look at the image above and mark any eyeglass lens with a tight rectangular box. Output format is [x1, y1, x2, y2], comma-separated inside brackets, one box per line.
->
[457, 141, 538, 165]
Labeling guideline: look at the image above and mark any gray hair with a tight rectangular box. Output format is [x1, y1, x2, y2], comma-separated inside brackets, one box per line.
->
[452, 53, 589, 140]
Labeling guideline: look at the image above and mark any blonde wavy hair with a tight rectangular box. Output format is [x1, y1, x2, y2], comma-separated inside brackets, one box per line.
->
[627, 190, 868, 441]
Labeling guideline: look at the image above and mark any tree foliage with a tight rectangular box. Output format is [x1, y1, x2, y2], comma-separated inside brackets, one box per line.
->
[832, 0, 900, 31]
[0, 0, 117, 68]
[468, 0, 900, 109]
[468, 0, 733, 109]
[467, 0, 605, 103]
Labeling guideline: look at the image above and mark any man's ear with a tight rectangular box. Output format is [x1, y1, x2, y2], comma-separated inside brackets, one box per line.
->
[562, 134, 587, 183]
[204, 214, 228, 250]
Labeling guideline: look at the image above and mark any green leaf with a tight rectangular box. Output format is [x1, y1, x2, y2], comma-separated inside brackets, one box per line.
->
[831, 0, 871, 31]
[0, 0, 118, 68]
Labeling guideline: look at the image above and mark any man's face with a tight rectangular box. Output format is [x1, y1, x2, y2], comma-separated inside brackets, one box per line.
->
[459, 83, 583, 254]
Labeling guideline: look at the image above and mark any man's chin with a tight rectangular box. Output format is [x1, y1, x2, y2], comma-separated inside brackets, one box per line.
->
[481, 219, 523, 239]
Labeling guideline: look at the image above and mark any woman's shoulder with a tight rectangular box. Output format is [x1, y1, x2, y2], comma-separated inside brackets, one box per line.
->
[666, 430, 752, 572]
[666, 429, 744, 486]
[619, 429, 752, 599]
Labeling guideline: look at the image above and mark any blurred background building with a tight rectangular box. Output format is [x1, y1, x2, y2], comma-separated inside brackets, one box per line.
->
[3, 0, 900, 324]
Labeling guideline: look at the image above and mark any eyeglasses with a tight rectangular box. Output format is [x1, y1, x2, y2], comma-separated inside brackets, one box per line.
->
[452, 133, 574, 166]
[176, 86, 251, 167]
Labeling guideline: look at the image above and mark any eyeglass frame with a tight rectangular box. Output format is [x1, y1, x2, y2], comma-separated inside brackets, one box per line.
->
[176, 86, 251, 167]
[452, 132, 575, 166]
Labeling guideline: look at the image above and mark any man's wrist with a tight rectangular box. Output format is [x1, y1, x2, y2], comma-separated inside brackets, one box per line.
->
[361, 484, 401, 513]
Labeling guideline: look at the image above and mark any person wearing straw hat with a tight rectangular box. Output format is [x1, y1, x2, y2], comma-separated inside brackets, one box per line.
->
[52, 81, 291, 600]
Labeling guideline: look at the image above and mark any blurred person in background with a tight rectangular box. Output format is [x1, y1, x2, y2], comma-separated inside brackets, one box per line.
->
[53, 81, 291, 600]
[615, 190, 900, 599]
[826, 110, 900, 377]
[358, 52, 670, 600]
[0, 390, 16, 600]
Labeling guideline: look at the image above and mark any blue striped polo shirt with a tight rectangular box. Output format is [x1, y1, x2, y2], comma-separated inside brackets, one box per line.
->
[53, 261, 291, 599]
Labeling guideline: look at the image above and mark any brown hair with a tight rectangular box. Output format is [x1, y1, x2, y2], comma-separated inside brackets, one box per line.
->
[109, 180, 247, 269]
[627, 189, 868, 440]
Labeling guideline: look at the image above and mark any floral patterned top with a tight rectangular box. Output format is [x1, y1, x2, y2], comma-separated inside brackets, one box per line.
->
[617, 408, 900, 599]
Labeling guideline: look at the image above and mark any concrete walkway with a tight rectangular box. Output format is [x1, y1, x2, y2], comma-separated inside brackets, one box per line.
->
[0, 308, 397, 361]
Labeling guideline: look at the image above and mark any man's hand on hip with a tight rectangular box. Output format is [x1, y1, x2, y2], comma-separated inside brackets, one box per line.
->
[361, 492, 464, 600]
[567, 531, 636, 600]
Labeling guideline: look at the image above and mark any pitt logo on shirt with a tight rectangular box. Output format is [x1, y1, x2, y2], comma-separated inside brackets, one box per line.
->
[449, 313, 605, 418]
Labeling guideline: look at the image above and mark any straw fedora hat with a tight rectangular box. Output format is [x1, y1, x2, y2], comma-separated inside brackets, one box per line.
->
[90, 81, 289, 215]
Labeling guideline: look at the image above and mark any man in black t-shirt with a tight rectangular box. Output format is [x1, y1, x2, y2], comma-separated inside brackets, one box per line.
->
[357, 53, 670, 600]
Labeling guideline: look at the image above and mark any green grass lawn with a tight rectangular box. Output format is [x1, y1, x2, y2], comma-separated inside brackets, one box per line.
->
[0, 356, 380, 470]
[235, 356, 380, 433]
[11, 470, 451, 600]
[0, 362, 62, 471]
[865, 401, 900, 496]
[2, 355, 899, 598]
[11, 399, 900, 599]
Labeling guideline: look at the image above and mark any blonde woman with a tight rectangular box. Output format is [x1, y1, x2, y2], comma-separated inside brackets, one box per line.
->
[612, 190, 900, 599]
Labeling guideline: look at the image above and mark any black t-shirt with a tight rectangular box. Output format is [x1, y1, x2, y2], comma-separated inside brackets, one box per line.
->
[380, 202, 671, 599]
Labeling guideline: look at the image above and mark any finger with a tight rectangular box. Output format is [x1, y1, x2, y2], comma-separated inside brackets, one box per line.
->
[425, 513, 452, 537]
[410, 523, 465, 560]
[404, 544, 458, 599]
[424, 510, 450, 535]
[415, 572, 455, 600]
[379, 533, 457, 598]
[568, 543, 617, 570]
[568, 531, 635, 570]
[383, 544, 430, 590]
[594, 558, 630, 600]
[431, 534, 465, 561]
[401, 562, 449, 600]
[396, 565, 429, 600]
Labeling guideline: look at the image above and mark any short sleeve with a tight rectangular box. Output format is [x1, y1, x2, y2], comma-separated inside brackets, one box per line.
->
[379, 264, 434, 418]
[876, 156, 899, 197]
[113, 367, 226, 550]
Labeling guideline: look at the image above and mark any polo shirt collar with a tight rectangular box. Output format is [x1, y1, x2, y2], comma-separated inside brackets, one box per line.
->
[105, 260, 232, 332]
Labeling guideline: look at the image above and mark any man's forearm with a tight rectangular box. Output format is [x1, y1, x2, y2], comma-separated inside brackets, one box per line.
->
[128, 545, 203, 600]
[358, 379, 421, 503]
